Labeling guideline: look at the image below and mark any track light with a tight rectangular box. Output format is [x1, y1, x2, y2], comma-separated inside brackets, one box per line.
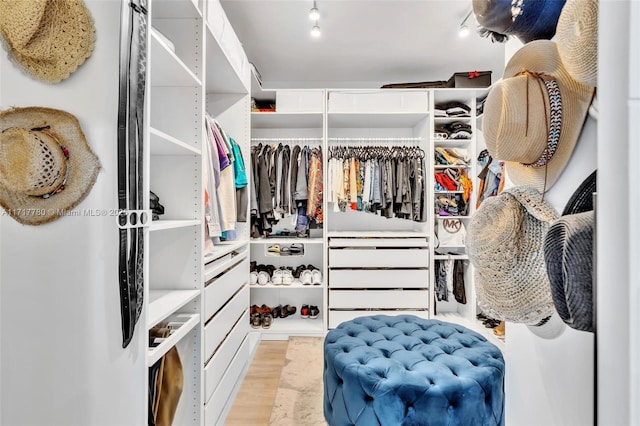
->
[458, 8, 472, 38]
[311, 22, 321, 38]
[309, 6, 320, 21]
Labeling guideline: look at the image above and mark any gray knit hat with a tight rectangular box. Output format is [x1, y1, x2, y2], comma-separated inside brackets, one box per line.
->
[544, 210, 594, 332]
[467, 186, 559, 325]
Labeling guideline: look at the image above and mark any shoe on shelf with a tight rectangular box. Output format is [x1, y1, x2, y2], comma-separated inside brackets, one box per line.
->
[300, 304, 310, 318]
[250, 313, 262, 329]
[250, 260, 257, 272]
[282, 269, 293, 285]
[250, 304, 259, 315]
[311, 269, 322, 286]
[250, 271, 258, 285]
[301, 269, 313, 286]
[272, 269, 283, 285]
[257, 271, 270, 286]
[281, 305, 297, 318]
[257, 304, 272, 316]
[293, 265, 305, 278]
[309, 305, 320, 319]
[272, 305, 283, 319]
[262, 314, 273, 329]
[267, 244, 280, 254]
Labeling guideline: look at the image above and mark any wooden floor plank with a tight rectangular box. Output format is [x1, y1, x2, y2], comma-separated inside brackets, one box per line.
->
[225, 340, 289, 425]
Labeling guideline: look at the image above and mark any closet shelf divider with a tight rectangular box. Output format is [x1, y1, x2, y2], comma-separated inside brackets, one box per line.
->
[150, 30, 202, 87]
[148, 289, 200, 330]
[150, 127, 201, 156]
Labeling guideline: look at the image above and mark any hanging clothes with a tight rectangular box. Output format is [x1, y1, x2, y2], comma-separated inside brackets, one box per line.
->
[230, 137, 248, 222]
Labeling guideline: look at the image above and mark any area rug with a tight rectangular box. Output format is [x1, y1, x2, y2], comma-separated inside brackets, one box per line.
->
[269, 336, 327, 425]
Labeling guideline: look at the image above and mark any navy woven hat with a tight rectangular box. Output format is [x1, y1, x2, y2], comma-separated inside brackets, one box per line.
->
[544, 211, 594, 332]
[562, 170, 596, 215]
[473, 0, 567, 43]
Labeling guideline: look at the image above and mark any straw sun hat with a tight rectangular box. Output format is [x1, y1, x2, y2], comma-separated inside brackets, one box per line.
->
[467, 186, 559, 326]
[482, 40, 595, 193]
[0, 0, 96, 83]
[0, 107, 100, 225]
[555, 0, 598, 87]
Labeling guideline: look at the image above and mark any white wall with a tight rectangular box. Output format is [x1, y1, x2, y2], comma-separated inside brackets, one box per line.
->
[502, 39, 596, 425]
[0, 2, 145, 424]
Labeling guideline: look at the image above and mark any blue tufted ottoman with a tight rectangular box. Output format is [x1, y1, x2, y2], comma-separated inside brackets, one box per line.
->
[323, 315, 505, 426]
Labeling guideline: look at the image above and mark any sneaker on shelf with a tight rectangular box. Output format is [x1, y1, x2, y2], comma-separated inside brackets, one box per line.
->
[309, 305, 320, 319]
[267, 244, 280, 254]
[250, 313, 262, 329]
[300, 304, 310, 319]
[272, 269, 283, 285]
[301, 269, 313, 286]
[282, 269, 293, 285]
[257, 271, 270, 286]
[250, 271, 258, 285]
[272, 305, 283, 319]
[311, 269, 322, 286]
[262, 314, 273, 329]
[250, 304, 259, 315]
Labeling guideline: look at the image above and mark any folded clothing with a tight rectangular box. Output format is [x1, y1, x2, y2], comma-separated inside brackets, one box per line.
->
[434, 101, 471, 117]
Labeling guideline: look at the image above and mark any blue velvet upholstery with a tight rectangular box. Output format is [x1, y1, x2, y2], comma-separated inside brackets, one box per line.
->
[323, 315, 505, 426]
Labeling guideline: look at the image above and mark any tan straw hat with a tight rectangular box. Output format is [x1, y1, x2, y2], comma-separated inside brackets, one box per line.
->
[467, 186, 559, 325]
[482, 40, 595, 193]
[555, 0, 598, 87]
[0, 107, 100, 225]
[0, 0, 96, 83]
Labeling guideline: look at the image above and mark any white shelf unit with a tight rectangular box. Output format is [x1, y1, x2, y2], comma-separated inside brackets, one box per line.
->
[325, 89, 432, 328]
[201, 1, 253, 423]
[249, 86, 326, 338]
[148, 1, 205, 424]
[430, 89, 484, 327]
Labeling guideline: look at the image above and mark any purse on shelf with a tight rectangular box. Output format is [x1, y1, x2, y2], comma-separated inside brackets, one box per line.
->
[436, 218, 466, 247]
[149, 325, 183, 426]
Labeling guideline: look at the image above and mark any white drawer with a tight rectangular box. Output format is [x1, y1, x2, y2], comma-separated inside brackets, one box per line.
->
[329, 248, 428, 268]
[328, 90, 428, 113]
[329, 269, 428, 289]
[276, 90, 324, 113]
[329, 237, 428, 248]
[204, 314, 249, 404]
[204, 258, 248, 321]
[328, 310, 430, 329]
[204, 336, 250, 425]
[330, 289, 429, 309]
[204, 285, 248, 360]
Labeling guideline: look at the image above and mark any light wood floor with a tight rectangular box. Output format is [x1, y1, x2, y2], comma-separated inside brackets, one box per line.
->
[225, 340, 289, 425]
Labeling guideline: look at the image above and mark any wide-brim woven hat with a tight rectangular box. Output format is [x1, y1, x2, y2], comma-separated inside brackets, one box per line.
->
[544, 210, 594, 332]
[467, 185, 559, 325]
[0, 107, 100, 225]
[555, 0, 598, 87]
[0, 0, 96, 83]
[483, 40, 595, 193]
[473, 0, 566, 44]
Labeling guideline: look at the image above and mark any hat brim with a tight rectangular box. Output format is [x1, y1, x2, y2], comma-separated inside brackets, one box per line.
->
[526, 312, 567, 339]
[0, 107, 100, 225]
[502, 40, 595, 192]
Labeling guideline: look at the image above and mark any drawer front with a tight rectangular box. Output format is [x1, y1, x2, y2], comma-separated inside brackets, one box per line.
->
[329, 268, 428, 289]
[204, 258, 249, 321]
[204, 285, 249, 360]
[329, 238, 428, 248]
[276, 90, 324, 113]
[204, 337, 250, 425]
[204, 315, 249, 404]
[330, 289, 429, 309]
[329, 248, 428, 268]
[328, 310, 430, 329]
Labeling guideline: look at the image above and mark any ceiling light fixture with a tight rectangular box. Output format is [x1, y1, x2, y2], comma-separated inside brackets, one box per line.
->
[458, 9, 473, 38]
[309, 1, 320, 21]
[311, 22, 321, 38]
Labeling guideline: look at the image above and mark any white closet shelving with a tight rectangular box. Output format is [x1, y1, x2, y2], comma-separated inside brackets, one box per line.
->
[147, 1, 204, 424]
[249, 84, 326, 339]
[149, 0, 253, 425]
[325, 89, 432, 328]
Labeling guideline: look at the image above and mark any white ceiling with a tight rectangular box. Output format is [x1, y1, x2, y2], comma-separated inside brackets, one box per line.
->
[220, 0, 506, 90]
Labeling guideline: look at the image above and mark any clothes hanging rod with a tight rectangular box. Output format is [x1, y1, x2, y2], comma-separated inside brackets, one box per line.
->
[251, 137, 322, 141]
